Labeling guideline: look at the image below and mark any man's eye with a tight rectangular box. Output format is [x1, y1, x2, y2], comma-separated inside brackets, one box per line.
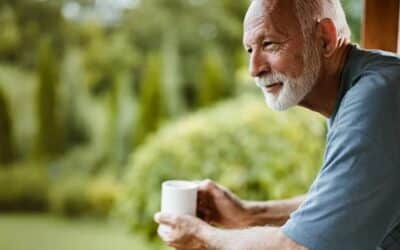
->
[263, 41, 279, 50]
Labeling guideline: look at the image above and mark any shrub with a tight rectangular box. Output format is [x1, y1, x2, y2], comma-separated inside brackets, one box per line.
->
[49, 174, 122, 218]
[133, 53, 166, 147]
[197, 49, 230, 107]
[86, 176, 123, 217]
[0, 86, 16, 164]
[0, 162, 49, 211]
[49, 177, 90, 217]
[35, 37, 65, 158]
[118, 94, 326, 238]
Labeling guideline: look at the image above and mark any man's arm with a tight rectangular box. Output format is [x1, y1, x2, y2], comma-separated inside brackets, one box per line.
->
[155, 212, 308, 250]
[211, 226, 308, 250]
[197, 180, 305, 228]
[242, 195, 306, 227]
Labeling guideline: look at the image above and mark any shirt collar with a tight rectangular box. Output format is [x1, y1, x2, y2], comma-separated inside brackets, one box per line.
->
[328, 44, 365, 128]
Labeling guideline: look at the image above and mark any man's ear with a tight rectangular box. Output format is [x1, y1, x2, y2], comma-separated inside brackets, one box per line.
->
[316, 18, 338, 57]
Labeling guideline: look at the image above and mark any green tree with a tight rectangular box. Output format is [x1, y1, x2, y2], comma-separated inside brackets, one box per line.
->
[342, 0, 362, 43]
[0, 0, 65, 67]
[133, 54, 166, 147]
[197, 49, 230, 107]
[123, 0, 246, 110]
[35, 37, 64, 158]
[0, 5, 21, 60]
[0, 87, 15, 165]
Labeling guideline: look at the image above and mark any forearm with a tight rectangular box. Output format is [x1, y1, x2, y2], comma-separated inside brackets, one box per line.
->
[242, 195, 306, 227]
[208, 226, 306, 250]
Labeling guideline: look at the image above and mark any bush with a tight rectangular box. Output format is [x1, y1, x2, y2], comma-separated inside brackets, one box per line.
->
[118, 94, 326, 238]
[0, 162, 49, 211]
[0, 86, 16, 164]
[86, 176, 123, 217]
[133, 53, 166, 147]
[49, 175, 122, 218]
[49, 177, 90, 217]
[0, 150, 122, 217]
[35, 37, 65, 158]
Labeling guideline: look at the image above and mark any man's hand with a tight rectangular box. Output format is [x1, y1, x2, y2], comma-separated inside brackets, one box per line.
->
[154, 211, 308, 250]
[154, 212, 217, 250]
[197, 180, 249, 228]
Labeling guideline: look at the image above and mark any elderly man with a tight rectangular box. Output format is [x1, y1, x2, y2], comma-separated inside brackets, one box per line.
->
[154, 0, 400, 249]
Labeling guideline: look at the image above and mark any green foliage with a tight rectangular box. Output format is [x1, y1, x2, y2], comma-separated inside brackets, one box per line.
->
[86, 176, 123, 217]
[49, 177, 90, 217]
[0, 64, 36, 157]
[49, 175, 122, 218]
[0, 87, 15, 164]
[119, 94, 326, 238]
[83, 30, 137, 94]
[342, 0, 362, 43]
[0, 157, 121, 217]
[0, 0, 65, 67]
[0, 162, 49, 211]
[0, 5, 21, 59]
[197, 49, 230, 107]
[161, 30, 185, 117]
[35, 37, 65, 158]
[133, 54, 166, 147]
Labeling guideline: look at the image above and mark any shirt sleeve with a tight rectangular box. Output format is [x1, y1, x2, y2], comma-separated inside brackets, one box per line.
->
[283, 130, 390, 250]
[282, 75, 399, 250]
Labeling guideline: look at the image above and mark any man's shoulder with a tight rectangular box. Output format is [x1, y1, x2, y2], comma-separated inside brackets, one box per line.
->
[345, 46, 400, 85]
[335, 52, 400, 137]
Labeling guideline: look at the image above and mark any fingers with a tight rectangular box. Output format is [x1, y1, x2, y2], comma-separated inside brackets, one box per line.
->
[155, 213, 182, 244]
[197, 205, 213, 223]
[198, 180, 223, 203]
[157, 225, 174, 242]
[198, 179, 230, 199]
[155, 213, 210, 249]
[154, 212, 179, 227]
[198, 179, 218, 192]
[155, 212, 202, 228]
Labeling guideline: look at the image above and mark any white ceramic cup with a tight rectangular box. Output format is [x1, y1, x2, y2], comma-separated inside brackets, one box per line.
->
[161, 180, 199, 215]
[159, 180, 199, 234]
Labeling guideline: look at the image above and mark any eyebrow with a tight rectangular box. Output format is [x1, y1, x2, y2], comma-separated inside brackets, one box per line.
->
[243, 30, 287, 49]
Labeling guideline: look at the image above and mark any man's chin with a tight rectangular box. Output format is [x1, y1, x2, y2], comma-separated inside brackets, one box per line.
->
[264, 96, 296, 111]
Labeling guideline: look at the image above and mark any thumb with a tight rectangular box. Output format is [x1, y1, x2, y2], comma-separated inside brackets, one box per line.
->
[198, 179, 219, 194]
[154, 212, 178, 226]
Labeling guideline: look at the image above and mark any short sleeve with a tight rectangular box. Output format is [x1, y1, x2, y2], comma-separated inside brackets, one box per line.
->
[282, 129, 397, 250]
[282, 74, 400, 250]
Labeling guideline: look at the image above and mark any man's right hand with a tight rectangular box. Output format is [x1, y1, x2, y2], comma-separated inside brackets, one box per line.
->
[196, 180, 250, 228]
[196, 180, 306, 229]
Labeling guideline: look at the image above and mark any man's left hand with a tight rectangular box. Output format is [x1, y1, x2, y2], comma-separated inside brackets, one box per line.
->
[154, 212, 220, 250]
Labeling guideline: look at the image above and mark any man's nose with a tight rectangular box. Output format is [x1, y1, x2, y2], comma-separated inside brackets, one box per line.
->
[249, 52, 270, 78]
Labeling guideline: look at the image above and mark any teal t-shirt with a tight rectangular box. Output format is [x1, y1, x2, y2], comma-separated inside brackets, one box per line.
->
[282, 45, 400, 250]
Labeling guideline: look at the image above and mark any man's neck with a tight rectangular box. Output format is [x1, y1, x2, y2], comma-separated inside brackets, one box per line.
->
[299, 40, 352, 118]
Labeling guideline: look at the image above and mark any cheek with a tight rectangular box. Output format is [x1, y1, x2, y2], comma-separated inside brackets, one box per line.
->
[268, 51, 304, 77]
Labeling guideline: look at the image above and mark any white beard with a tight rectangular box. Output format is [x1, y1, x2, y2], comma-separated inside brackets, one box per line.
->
[255, 43, 321, 111]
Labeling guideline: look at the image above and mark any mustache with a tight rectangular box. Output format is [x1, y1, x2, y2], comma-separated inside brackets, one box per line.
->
[255, 73, 289, 88]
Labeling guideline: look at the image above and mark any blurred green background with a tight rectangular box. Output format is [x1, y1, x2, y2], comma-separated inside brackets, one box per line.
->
[0, 0, 362, 249]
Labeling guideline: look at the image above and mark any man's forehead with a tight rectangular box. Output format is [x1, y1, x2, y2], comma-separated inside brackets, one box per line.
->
[244, 0, 296, 25]
[244, 0, 273, 27]
[243, 0, 299, 41]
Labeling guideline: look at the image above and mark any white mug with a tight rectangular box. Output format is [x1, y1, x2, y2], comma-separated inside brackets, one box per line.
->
[161, 180, 199, 215]
[159, 180, 199, 233]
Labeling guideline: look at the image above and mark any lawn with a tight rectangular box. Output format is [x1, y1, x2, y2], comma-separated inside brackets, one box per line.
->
[0, 214, 166, 250]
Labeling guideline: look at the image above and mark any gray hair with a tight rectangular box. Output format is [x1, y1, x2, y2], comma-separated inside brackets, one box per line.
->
[294, 0, 351, 39]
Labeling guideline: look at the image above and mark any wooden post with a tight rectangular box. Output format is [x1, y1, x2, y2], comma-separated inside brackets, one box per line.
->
[398, 3, 400, 52]
[362, 0, 399, 52]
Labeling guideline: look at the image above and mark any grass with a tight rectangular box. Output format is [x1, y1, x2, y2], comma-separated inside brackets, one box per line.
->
[0, 213, 167, 250]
